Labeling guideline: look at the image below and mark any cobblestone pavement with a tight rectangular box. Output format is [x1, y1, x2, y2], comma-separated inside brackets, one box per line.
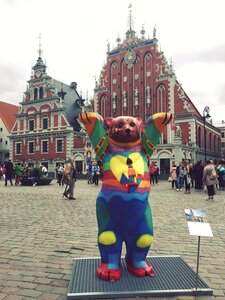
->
[0, 178, 224, 300]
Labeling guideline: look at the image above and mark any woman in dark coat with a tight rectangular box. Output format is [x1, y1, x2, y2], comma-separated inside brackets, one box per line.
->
[193, 161, 204, 190]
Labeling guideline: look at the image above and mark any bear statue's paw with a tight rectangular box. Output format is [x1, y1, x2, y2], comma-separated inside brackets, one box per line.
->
[96, 262, 121, 281]
[126, 259, 154, 277]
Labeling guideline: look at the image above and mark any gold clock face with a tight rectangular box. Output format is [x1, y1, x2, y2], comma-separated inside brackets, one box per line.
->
[124, 50, 136, 65]
[35, 70, 41, 78]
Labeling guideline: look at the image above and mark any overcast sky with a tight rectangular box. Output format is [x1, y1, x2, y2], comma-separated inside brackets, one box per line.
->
[0, 0, 224, 124]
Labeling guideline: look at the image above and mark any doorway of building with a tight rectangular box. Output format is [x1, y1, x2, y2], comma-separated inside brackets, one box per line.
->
[160, 158, 170, 178]
[75, 161, 83, 174]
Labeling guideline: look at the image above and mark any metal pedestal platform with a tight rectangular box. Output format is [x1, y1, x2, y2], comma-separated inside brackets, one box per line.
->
[67, 256, 213, 299]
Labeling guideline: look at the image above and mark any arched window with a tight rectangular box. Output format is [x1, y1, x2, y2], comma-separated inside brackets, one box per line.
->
[214, 135, 216, 151]
[198, 127, 201, 148]
[34, 88, 38, 100]
[42, 116, 48, 130]
[209, 132, 212, 151]
[218, 137, 220, 153]
[156, 84, 167, 112]
[39, 87, 44, 99]
[100, 95, 108, 119]
[28, 118, 35, 131]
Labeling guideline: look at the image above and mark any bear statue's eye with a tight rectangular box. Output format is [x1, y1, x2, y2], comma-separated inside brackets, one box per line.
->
[130, 122, 135, 127]
[118, 122, 124, 128]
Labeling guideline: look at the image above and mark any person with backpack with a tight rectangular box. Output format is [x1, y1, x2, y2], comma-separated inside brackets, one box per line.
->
[63, 158, 77, 200]
[203, 160, 218, 201]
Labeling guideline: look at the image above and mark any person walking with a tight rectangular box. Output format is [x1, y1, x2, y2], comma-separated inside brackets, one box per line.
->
[4, 159, 14, 186]
[149, 162, 156, 185]
[1, 165, 6, 180]
[193, 161, 204, 190]
[202, 160, 218, 201]
[63, 158, 77, 199]
[170, 164, 177, 189]
[92, 161, 100, 186]
[57, 163, 64, 186]
[87, 162, 93, 184]
[176, 162, 184, 191]
[31, 165, 41, 186]
[15, 163, 23, 186]
[154, 164, 159, 184]
[183, 161, 191, 194]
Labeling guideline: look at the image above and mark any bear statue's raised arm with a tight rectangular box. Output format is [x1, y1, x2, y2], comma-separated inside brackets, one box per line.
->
[143, 112, 173, 159]
[79, 112, 108, 161]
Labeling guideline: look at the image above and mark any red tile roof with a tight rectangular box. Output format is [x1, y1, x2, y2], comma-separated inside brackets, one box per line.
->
[0, 101, 18, 132]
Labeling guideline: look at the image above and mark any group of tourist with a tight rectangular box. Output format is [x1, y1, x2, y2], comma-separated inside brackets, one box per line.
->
[169, 159, 225, 201]
[0, 160, 48, 187]
[86, 161, 102, 186]
[1, 157, 224, 203]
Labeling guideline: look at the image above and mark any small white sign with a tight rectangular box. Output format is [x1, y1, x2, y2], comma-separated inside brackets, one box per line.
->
[184, 209, 213, 237]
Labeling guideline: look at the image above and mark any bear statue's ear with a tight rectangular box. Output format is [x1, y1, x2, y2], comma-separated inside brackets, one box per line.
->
[104, 117, 113, 129]
[136, 117, 145, 133]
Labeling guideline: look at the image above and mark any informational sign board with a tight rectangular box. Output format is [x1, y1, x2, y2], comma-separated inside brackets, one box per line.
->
[184, 209, 213, 237]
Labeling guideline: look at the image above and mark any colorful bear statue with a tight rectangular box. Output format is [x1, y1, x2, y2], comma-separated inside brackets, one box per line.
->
[79, 112, 172, 281]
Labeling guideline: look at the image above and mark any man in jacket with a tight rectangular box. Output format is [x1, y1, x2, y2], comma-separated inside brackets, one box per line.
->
[63, 158, 77, 200]
[5, 159, 14, 186]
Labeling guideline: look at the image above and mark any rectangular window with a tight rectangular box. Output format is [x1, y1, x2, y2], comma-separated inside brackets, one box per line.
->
[42, 140, 48, 153]
[0, 138, 2, 142]
[5, 141, 8, 145]
[16, 143, 22, 155]
[0, 128, 2, 131]
[28, 141, 34, 154]
[222, 132, 225, 138]
[56, 139, 63, 152]
[29, 119, 34, 131]
[222, 142, 225, 147]
[42, 118, 48, 129]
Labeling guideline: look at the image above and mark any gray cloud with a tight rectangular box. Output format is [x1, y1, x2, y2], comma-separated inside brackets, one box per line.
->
[174, 43, 225, 66]
[0, 63, 25, 102]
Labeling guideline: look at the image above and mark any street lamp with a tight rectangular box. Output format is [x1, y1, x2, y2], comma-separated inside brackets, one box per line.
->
[203, 106, 211, 162]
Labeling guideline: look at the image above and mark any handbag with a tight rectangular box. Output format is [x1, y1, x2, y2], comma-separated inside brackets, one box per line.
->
[168, 176, 172, 182]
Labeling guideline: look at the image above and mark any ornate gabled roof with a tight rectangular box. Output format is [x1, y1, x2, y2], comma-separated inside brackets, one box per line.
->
[0, 101, 18, 132]
[107, 5, 157, 55]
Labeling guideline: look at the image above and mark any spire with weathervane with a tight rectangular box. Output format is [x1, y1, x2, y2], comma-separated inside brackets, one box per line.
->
[32, 33, 47, 74]
[125, 4, 136, 39]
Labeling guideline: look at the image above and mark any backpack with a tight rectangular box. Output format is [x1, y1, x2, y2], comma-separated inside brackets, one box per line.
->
[210, 168, 217, 180]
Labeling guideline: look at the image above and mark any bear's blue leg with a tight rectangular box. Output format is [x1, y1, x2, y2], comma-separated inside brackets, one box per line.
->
[96, 199, 123, 280]
[97, 232, 123, 281]
[125, 204, 154, 277]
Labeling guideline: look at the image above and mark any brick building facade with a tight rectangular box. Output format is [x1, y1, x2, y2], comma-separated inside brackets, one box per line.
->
[9, 50, 86, 173]
[93, 16, 221, 174]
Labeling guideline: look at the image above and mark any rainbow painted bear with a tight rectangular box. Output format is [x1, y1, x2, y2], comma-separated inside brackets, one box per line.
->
[79, 112, 172, 281]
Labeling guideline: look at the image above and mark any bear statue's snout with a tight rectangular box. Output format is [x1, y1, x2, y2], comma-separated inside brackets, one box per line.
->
[125, 128, 131, 134]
